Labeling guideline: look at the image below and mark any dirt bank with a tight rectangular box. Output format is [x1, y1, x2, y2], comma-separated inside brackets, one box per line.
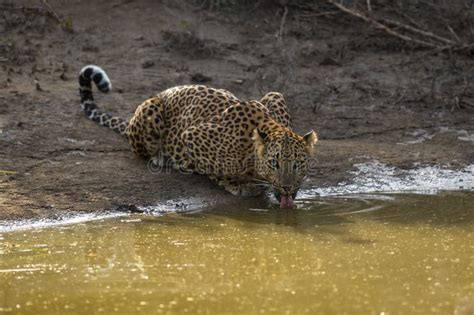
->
[1, 0, 473, 220]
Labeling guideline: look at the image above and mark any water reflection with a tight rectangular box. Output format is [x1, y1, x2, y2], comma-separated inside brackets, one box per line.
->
[0, 192, 473, 314]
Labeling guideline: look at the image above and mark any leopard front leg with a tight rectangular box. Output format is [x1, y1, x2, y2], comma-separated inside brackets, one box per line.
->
[209, 175, 264, 197]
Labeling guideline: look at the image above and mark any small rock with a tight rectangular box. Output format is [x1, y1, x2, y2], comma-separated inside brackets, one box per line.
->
[115, 204, 143, 213]
[82, 44, 99, 52]
[141, 60, 155, 69]
[34, 79, 44, 91]
[320, 56, 341, 66]
[190, 73, 212, 83]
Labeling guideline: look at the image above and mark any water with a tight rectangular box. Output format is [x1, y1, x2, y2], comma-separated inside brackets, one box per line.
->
[1, 192, 473, 314]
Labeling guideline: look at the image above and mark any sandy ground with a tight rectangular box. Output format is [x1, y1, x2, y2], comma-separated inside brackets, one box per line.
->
[1, 0, 473, 220]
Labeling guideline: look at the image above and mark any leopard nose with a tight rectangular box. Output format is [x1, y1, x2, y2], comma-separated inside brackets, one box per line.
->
[282, 186, 292, 194]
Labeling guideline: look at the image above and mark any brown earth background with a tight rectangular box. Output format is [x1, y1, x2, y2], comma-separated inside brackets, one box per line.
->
[1, 0, 473, 220]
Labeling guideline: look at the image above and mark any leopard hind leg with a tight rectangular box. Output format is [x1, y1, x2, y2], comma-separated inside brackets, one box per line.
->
[125, 96, 166, 158]
[259, 92, 292, 128]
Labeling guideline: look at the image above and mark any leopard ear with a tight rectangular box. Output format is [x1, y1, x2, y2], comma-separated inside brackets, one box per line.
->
[303, 130, 318, 155]
[252, 128, 267, 159]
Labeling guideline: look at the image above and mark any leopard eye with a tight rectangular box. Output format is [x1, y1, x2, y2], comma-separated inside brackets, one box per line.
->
[270, 159, 280, 170]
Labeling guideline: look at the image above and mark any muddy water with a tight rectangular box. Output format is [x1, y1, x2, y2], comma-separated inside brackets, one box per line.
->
[1, 192, 473, 314]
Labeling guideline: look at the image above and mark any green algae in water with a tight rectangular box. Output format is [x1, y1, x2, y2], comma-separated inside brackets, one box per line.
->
[0, 192, 473, 314]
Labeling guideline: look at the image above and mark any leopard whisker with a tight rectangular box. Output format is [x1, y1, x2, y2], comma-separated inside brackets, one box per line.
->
[253, 183, 271, 188]
[250, 179, 270, 184]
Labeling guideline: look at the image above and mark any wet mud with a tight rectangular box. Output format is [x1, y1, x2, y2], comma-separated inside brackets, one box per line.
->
[1, 0, 473, 220]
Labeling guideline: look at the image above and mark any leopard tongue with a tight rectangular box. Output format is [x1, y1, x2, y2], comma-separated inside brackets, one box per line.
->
[279, 195, 295, 208]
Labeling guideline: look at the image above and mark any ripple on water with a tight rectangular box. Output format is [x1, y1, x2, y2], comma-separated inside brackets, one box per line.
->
[0, 212, 128, 233]
[0, 198, 208, 233]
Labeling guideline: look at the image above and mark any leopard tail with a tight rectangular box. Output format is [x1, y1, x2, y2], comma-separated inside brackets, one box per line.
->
[78, 65, 128, 135]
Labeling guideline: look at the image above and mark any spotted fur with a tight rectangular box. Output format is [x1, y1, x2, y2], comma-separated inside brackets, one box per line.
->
[78, 65, 318, 203]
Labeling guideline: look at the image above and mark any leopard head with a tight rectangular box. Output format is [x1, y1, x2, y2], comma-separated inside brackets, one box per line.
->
[252, 128, 318, 208]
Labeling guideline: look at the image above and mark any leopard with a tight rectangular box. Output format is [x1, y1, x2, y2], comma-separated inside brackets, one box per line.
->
[78, 65, 318, 208]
